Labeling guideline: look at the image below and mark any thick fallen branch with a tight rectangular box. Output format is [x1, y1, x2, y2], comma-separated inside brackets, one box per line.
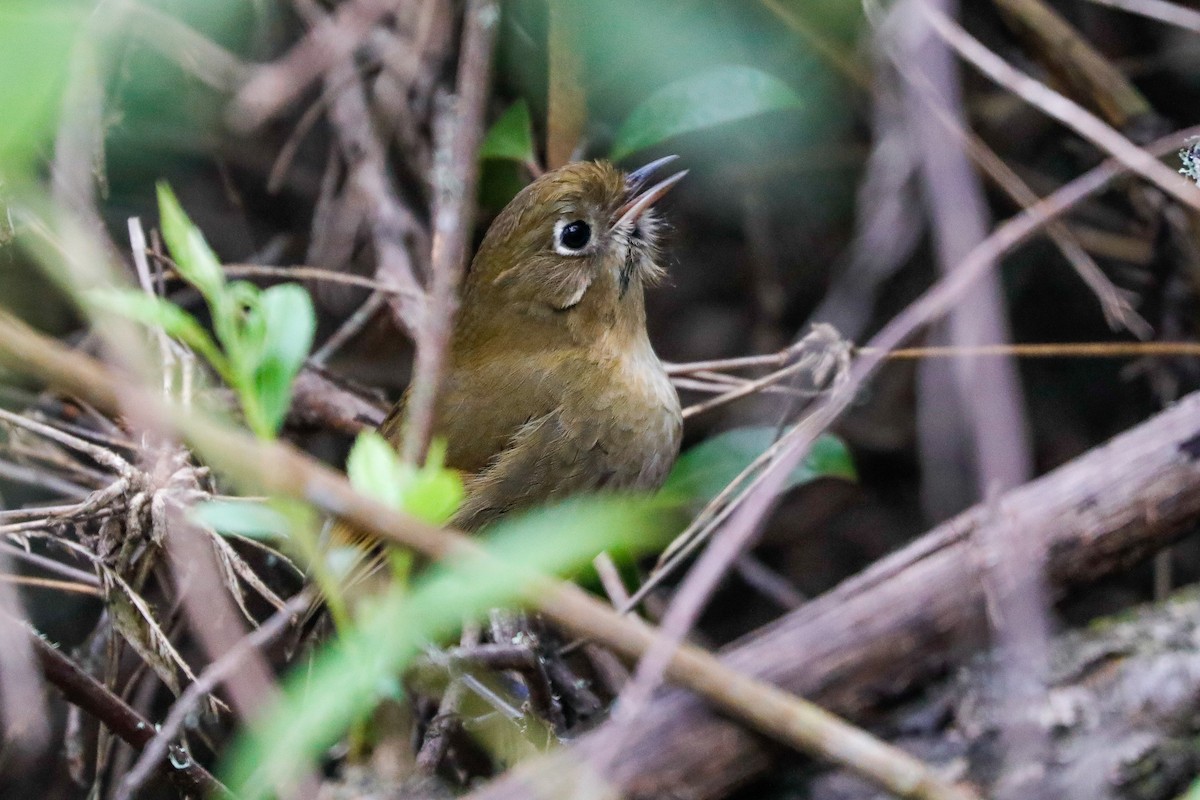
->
[811, 585, 1200, 800]
[469, 389, 1200, 800]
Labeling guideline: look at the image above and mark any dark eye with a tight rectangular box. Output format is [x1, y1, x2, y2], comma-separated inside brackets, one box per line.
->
[558, 220, 591, 251]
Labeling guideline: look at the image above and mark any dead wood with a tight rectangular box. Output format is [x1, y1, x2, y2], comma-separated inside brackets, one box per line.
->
[470, 389, 1200, 800]
[810, 585, 1200, 800]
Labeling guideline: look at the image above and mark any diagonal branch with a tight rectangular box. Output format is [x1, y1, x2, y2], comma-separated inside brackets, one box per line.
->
[401, 0, 500, 463]
[0, 316, 976, 799]
[920, 1, 1200, 210]
[24, 622, 230, 798]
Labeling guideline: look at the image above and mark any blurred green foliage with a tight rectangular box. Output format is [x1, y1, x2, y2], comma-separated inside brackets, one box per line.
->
[610, 65, 806, 161]
[346, 433, 465, 526]
[90, 184, 315, 438]
[0, 2, 83, 177]
[664, 428, 856, 507]
[221, 491, 678, 799]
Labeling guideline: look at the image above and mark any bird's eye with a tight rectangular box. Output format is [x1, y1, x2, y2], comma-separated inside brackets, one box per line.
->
[557, 220, 591, 252]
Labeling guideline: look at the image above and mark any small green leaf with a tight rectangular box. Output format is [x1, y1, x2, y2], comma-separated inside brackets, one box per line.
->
[156, 182, 225, 303]
[191, 499, 292, 541]
[346, 431, 405, 507]
[249, 283, 315, 434]
[479, 99, 536, 165]
[256, 284, 315, 379]
[87, 288, 230, 378]
[663, 427, 855, 506]
[404, 441, 465, 526]
[610, 65, 804, 161]
[346, 433, 464, 525]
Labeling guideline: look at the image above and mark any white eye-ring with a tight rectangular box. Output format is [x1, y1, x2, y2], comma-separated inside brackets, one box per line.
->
[553, 218, 592, 255]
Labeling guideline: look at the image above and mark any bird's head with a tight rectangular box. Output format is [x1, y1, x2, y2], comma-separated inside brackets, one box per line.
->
[460, 157, 685, 334]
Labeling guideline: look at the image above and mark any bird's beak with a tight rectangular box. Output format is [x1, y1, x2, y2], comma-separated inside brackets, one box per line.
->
[615, 156, 687, 229]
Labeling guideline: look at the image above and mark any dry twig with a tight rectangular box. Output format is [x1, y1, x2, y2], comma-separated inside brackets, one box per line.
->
[0, 307, 978, 800]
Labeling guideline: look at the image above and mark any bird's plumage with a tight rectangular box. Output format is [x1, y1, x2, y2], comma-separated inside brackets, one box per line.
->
[380, 159, 683, 531]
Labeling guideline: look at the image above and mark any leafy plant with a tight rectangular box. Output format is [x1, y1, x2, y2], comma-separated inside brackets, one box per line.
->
[663, 427, 856, 507]
[90, 183, 316, 438]
[345, 432, 464, 526]
[479, 98, 537, 170]
[221, 492, 675, 799]
[610, 65, 805, 161]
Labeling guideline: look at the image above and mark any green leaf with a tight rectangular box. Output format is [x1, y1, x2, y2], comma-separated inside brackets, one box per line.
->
[346, 433, 464, 526]
[663, 427, 855, 506]
[0, 5, 82, 174]
[87, 288, 230, 379]
[156, 182, 226, 303]
[221, 492, 674, 799]
[479, 99, 536, 165]
[191, 499, 291, 541]
[610, 65, 804, 161]
[249, 283, 315, 434]
[346, 431, 405, 506]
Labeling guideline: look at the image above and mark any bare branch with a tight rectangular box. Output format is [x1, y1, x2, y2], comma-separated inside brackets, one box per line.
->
[401, 0, 500, 463]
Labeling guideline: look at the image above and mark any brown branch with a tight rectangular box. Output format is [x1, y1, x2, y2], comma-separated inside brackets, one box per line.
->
[25, 625, 230, 798]
[115, 592, 310, 800]
[401, 0, 499, 464]
[470, 385, 1200, 800]
[0, 318, 975, 798]
[921, 2, 1200, 211]
[229, 0, 403, 130]
[546, 1, 585, 169]
[289, 367, 387, 434]
[324, 53, 428, 336]
[991, 0, 1155, 130]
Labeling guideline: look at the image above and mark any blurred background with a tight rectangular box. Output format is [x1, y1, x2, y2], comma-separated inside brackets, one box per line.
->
[4, 0, 1200, 797]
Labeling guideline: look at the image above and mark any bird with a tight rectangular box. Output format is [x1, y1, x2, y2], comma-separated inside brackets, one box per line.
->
[379, 156, 686, 532]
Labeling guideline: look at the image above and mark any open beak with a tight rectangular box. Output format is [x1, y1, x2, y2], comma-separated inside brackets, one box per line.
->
[615, 156, 687, 229]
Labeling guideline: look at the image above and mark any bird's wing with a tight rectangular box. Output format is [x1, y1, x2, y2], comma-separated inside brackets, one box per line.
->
[452, 406, 611, 531]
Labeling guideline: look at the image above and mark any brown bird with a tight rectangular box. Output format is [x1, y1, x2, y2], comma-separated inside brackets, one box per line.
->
[380, 157, 686, 531]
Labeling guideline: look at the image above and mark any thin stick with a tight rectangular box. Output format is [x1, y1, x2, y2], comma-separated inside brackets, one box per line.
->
[919, 2, 1200, 211]
[876, 342, 1200, 358]
[0, 312, 978, 800]
[0, 542, 99, 586]
[26, 622, 230, 797]
[401, 0, 499, 463]
[1086, 0, 1200, 33]
[115, 592, 309, 800]
[0, 574, 100, 596]
[310, 291, 387, 366]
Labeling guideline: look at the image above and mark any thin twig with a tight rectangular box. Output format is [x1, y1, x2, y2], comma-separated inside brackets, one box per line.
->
[310, 291, 387, 366]
[547, 2, 585, 168]
[919, 2, 1200, 211]
[401, 0, 499, 463]
[0, 574, 100, 596]
[25, 622, 231, 798]
[115, 591, 309, 800]
[0, 458, 93, 499]
[0, 542, 99, 586]
[1086, 0, 1200, 33]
